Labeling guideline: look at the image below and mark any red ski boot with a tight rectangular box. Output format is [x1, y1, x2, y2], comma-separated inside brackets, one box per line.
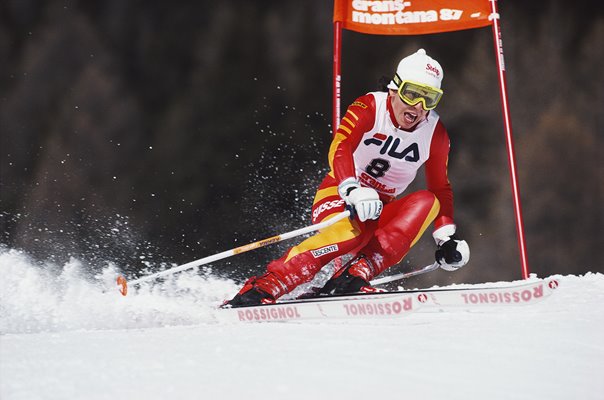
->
[319, 255, 378, 295]
[223, 272, 286, 307]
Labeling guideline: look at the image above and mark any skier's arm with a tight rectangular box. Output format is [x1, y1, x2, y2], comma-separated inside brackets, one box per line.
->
[425, 122, 470, 271]
[425, 120, 454, 230]
[328, 95, 382, 221]
[328, 94, 376, 182]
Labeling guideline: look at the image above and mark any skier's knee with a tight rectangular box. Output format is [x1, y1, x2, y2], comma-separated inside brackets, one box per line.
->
[410, 190, 440, 213]
[374, 229, 411, 260]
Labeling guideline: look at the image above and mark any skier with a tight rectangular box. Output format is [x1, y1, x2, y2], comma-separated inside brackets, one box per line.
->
[226, 48, 470, 306]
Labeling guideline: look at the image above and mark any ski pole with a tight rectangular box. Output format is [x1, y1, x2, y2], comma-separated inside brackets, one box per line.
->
[370, 262, 440, 286]
[116, 210, 352, 296]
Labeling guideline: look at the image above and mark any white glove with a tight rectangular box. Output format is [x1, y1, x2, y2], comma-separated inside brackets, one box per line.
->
[433, 224, 470, 271]
[337, 177, 361, 199]
[338, 178, 383, 222]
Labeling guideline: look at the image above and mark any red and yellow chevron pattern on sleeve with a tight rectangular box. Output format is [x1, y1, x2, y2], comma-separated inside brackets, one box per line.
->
[327, 94, 376, 182]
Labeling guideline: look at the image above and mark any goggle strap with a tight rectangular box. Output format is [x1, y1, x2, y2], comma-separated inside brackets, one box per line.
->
[393, 73, 403, 88]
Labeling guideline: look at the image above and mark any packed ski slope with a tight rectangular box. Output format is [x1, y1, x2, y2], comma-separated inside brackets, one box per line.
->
[1, 248, 603, 400]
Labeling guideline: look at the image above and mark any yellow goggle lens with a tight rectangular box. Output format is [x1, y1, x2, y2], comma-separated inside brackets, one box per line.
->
[393, 75, 443, 111]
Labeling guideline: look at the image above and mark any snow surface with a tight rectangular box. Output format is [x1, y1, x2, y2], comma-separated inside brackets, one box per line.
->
[1, 248, 603, 400]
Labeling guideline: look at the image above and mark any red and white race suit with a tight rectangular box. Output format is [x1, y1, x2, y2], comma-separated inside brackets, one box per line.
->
[255, 91, 455, 299]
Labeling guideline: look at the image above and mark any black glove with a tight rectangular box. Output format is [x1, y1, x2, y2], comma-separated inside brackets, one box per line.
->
[435, 236, 470, 271]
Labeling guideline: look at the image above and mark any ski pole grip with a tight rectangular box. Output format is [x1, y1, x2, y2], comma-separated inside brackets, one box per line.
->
[345, 204, 356, 220]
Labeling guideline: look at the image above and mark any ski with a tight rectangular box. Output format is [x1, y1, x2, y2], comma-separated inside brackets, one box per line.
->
[217, 278, 560, 322]
[219, 290, 417, 322]
[370, 262, 440, 286]
[292, 262, 440, 300]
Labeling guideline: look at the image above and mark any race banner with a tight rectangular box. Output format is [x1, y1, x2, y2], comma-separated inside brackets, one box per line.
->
[331, 0, 530, 279]
[333, 0, 492, 35]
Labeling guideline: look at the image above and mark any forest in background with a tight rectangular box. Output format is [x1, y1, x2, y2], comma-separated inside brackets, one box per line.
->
[1, 1, 603, 286]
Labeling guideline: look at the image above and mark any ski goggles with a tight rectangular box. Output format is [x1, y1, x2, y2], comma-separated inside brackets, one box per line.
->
[392, 74, 443, 111]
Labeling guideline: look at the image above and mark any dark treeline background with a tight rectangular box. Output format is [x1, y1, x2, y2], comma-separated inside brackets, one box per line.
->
[1, 1, 603, 286]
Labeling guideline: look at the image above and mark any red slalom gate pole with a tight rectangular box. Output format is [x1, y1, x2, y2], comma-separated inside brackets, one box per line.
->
[332, 20, 344, 273]
[332, 20, 342, 136]
[489, 0, 530, 279]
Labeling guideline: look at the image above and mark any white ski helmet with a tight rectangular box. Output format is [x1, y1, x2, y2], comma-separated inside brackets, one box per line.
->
[387, 48, 444, 90]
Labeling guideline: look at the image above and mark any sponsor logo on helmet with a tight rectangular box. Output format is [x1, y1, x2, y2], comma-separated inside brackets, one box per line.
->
[426, 63, 440, 76]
